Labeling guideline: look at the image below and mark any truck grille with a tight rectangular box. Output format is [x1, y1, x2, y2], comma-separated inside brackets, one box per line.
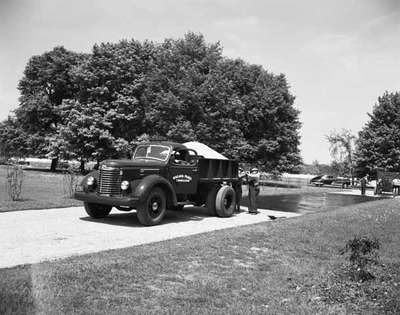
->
[98, 167, 121, 196]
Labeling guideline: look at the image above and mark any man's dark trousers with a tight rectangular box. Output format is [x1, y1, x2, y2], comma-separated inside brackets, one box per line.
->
[248, 183, 259, 213]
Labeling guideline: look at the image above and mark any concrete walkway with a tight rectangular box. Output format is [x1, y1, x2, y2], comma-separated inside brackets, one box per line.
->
[0, 206, 300, 269]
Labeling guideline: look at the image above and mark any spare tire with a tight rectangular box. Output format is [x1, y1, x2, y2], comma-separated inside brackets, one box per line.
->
[215, 185, 236, 217]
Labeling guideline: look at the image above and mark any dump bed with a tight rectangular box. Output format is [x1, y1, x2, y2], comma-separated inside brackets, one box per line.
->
[197, 158, 238, 182]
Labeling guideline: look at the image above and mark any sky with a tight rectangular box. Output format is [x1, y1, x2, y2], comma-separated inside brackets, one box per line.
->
[0, 0, 399, 164]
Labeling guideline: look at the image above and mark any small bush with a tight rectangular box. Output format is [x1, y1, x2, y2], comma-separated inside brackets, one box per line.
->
[5, 165, 24, 201]
[62, 166, 80, 198]
[340, 236, 380, 281]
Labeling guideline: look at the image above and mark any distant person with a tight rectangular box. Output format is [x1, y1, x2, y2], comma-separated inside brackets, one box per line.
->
[360, 174, 369, 196]
[375, 178, 383, 195]
[392, 178, 400, 196]
[247, 167, 260, 214]
[234, 167, 247, 213]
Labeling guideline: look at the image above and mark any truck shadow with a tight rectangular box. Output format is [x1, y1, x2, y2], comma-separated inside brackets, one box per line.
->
[79, 206, 214, 227]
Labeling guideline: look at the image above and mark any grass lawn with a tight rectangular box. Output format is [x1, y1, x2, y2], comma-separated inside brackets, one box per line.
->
[0, 166, 82, 212]
[1, 198, 399, 314]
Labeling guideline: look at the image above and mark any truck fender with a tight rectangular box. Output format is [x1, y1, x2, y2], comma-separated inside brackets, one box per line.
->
[80, 170, 99, 191]
[133, 174, 177, 207]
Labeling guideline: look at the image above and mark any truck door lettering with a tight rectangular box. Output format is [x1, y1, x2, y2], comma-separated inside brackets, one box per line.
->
[172, 174, 192, 183]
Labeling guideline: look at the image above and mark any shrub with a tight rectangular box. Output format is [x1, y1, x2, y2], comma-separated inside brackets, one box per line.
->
[5, 165, 24, 201]
[340, 236, 380, 281]
[62, 166, 80, 198]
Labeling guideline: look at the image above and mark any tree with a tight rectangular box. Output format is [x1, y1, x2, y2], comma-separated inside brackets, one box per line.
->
[355, 91, 400, 174]
[142, 33, 227, 145]
[142, 34, 301, 171]
[2, 33, 302, 174]
[52, 39, 156, 165]
[310, 160, 322, 175]
[13, 46, 87, 170]
[326, 129, 356, 182]
[218, 59, 302, 171]
[51, 100, 122, 171]
[0, 117, 35, 158]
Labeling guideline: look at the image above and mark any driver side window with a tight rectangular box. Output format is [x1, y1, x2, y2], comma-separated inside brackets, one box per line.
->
[171, 149, 197, 166]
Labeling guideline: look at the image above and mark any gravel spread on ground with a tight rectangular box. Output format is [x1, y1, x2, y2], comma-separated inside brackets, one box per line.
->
[0, 206, 300, 268]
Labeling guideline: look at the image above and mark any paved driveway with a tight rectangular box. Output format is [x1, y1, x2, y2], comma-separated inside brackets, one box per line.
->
[0, 206, 300, 268]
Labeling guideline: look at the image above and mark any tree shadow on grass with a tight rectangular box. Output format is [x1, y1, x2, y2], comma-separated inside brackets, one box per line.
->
[79, 206, 213, 228]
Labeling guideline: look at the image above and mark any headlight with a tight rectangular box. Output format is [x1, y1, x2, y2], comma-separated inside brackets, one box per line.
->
[121, 180, 130, 190]
[87, 176, 95, 186]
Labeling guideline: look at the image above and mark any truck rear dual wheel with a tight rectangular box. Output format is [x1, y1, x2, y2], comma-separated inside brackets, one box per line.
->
[137, 187, 167, 226]
[215, 186, 236, 217]
[206, 185, 236, 217]
[84, 202, 112, 218]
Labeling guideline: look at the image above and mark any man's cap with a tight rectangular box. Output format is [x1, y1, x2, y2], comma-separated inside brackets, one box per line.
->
[250, 167, 259, 172]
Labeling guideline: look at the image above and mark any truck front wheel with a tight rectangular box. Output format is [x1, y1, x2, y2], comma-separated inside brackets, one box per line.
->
[137, 187, 167, 226]
[215, 186, 236, 217]
[84, 202, 112, 218]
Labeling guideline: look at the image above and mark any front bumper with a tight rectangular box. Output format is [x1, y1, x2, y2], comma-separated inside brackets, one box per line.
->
[74, 191, 139, 207]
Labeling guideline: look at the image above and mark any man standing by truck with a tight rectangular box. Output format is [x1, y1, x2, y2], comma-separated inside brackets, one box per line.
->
[360, 174, 369, 196]
[234, 167, 247, 213]
[247, 167, 260, 214]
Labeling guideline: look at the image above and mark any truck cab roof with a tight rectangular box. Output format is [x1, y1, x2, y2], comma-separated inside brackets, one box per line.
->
[139, 141, 187, 151]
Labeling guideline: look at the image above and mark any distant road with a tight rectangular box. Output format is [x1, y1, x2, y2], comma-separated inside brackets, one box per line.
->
[0, 206, 300, 268]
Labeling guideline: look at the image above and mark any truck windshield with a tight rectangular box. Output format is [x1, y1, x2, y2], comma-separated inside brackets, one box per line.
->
[133, 145, 171, 161]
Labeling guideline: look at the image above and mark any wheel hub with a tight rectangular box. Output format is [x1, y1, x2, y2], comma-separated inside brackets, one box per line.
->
[152, 201, 159, 211]
[224, 195, 232, 208]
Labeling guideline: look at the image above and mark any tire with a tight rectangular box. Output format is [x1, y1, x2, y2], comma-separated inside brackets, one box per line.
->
[215, 185, 236, 217]
[206, 185, 219, 215]
[136, 187, 166, 226]
[84, 202, 112, 218]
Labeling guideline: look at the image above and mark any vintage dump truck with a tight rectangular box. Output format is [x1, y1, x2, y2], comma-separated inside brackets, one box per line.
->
[74, 142, 239, 225]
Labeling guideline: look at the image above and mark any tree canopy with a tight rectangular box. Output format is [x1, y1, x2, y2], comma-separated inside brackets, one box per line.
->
[355, 91, 400, 175]
[326, 129, 356, 178]
[0, 46, 87, 169]
[1, 33, 302, 172]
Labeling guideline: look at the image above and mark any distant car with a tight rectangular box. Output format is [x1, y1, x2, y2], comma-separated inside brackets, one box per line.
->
[333, 177, 351, 188]
[310, 175, 336, 186]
